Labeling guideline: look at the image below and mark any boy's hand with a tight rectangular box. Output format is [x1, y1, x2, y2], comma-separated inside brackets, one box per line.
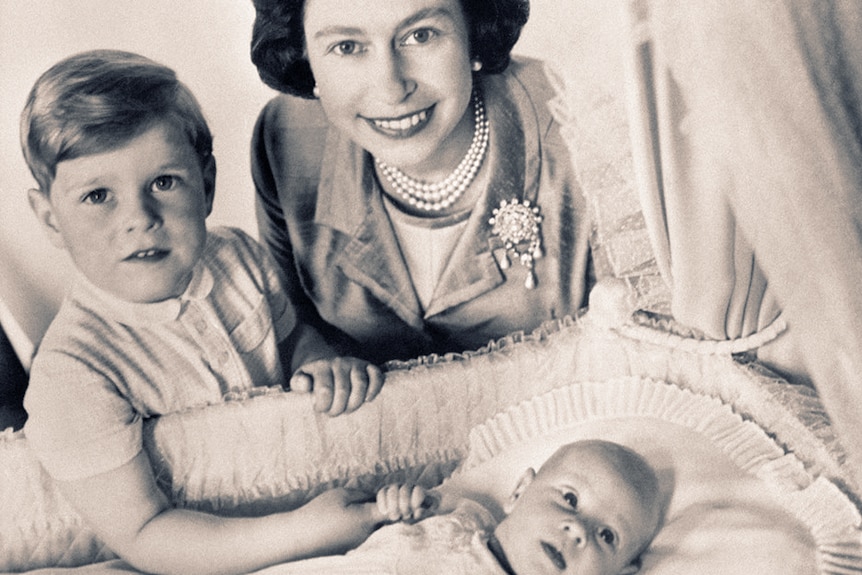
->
[300, 488, 385, 554]
[375, 484, 437, 523]
[290, 358, 383, 416]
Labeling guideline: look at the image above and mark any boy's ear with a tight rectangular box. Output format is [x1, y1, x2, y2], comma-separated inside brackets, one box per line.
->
[503, 468, 536, 514]
[27, 188, 66, 250]
[203, 154, 216, 216]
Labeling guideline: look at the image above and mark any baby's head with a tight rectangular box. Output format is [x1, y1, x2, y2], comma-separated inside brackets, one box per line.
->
[21, 50, 216, 304]
[492, 439, 662, 575]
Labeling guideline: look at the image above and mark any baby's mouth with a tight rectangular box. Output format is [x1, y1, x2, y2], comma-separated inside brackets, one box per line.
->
[542, 541, 567, 571]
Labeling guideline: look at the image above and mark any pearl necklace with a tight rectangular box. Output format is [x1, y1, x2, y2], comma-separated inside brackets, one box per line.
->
[376, 90, 489, 212]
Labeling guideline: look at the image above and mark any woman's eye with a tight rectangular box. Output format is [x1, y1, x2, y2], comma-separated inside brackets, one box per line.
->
[563, 492, 578, 509]
[403, 28, 436, 46]
[333, 40, 361, 56]
[152, 175, 176, 191]
[599, 528, 616, 546]
[82, 189, 108, 204]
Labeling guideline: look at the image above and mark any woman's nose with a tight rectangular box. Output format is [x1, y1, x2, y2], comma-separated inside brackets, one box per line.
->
[124, 193, 162, 233]
[375, 49, 416, 103]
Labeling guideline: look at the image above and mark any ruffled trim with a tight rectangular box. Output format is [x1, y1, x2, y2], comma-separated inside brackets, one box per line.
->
[459, 376, 862, 575]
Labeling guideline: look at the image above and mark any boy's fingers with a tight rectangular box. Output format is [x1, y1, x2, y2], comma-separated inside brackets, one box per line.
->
[365, 365, 384, 403]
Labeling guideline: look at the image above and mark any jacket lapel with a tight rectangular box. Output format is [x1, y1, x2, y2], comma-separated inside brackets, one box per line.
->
[425, 73, 541, 317]
[315, 132, 425, 329]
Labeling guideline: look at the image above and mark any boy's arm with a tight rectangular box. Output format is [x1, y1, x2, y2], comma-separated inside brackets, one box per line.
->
[58, 451, 384, 575]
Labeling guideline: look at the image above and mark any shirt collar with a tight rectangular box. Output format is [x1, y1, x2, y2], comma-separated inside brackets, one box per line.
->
[75, 259, 214, 327]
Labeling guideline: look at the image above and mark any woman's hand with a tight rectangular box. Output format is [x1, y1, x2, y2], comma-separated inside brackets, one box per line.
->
[375, 483, 437, 523]
[290, 357, 384, 416]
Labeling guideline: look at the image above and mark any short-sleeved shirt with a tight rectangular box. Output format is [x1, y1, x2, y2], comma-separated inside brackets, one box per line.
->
[24, 226, 296, 481]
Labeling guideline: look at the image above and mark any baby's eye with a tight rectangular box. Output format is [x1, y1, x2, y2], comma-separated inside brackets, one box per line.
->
[152, 175, 176, 192]
[598, 528, 616, 546]
[402, 28, 437, 46]
[563, 492, 578, 510]
[82, 188, 109, 204]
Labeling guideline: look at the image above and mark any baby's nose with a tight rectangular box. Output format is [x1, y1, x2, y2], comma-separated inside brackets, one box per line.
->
[562, 518, 588, 546]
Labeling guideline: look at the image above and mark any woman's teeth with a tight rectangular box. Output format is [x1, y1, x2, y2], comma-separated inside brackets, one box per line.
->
[374, 110, 427, 131]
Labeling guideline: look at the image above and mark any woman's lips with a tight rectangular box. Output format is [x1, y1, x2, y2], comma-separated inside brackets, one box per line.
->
[366, 105, 433, 138]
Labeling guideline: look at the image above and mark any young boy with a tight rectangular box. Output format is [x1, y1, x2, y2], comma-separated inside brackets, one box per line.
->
[281, 439, 664, 575]
[21, 49, 386, 575]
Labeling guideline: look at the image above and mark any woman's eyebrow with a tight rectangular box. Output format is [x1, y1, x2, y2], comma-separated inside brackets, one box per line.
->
[312, 25, 364, 40]
[311, 7, 454, 40]
[399, 7, 455, 30]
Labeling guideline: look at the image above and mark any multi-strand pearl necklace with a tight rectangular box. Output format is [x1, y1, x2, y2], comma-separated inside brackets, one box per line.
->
[376, 90, 490, 212]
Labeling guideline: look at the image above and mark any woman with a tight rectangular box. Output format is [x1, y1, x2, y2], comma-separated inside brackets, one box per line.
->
[249, 0, 592, 363]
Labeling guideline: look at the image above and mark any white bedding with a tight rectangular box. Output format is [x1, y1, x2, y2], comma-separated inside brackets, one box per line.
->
[2, 309, 860, 574]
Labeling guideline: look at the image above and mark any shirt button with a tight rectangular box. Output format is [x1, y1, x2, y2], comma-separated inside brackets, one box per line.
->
[195, 319, 208, 333]
[218, 351, 230, 365]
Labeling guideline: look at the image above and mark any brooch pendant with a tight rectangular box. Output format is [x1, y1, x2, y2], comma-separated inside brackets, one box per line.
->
[489, 198, 543, 289]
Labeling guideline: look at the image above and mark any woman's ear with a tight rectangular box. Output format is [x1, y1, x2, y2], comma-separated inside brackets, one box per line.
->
[503, 468, 536, 514]
[27, 188, 66, 250]
[202, 155, 216, 216]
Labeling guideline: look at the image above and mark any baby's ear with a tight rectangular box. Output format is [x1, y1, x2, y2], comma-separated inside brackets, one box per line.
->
[503, 468, 536, 513]
[27, 188, 66, 250]
[618, 556, 642, 575]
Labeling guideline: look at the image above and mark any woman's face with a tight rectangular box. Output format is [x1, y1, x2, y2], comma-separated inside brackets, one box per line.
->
[303, 0, 475, 180]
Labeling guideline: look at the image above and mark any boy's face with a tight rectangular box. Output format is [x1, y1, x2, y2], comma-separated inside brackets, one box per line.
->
[493, 442, 660, 575]
[30, 121, 214, 304]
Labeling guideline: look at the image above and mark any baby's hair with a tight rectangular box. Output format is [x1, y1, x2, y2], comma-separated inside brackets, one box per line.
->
[21, 49, 213, 194]
[249, 0, 530, 98]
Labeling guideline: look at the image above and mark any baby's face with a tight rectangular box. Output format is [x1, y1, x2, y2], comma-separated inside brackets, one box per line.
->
[494, 442, 660, 575]
[43, 120, 213, 303]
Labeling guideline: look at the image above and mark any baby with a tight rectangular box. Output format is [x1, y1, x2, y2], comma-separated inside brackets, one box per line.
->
[285, 439, 663, 575]
[20, 49, 385, 575]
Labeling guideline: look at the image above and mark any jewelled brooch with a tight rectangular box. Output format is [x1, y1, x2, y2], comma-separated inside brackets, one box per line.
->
[489, 198, 543, 289]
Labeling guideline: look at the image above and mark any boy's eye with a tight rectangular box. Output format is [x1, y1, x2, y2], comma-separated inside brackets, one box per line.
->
[152, 175, 176, 191]
[598, 528, 616, 546]
[82, 188, 108, 204]
[563, 492, 578, 510]
[402, 28, 436, 46]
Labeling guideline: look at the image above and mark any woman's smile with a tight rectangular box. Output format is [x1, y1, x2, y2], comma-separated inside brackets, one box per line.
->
[365, 105, 434, 138]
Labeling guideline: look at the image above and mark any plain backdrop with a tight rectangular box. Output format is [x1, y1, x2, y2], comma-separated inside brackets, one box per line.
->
[0, 1, 623, 358]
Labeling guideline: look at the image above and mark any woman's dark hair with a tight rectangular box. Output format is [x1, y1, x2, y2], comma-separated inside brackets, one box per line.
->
[250, 0, 530, 98]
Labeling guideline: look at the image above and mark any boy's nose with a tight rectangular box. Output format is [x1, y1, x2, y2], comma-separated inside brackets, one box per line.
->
[124, 195, 161, 232]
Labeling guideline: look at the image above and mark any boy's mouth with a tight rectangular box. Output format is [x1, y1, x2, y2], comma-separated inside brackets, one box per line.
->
[542, 541, 567, 571]
[126, 248, 168, 261]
